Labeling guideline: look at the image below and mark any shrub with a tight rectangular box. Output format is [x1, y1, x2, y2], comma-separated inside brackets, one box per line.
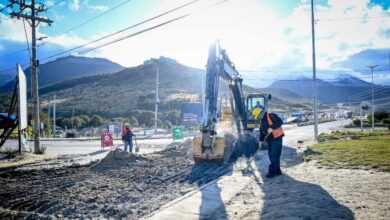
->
[375, 110, 389, 121]
[37, 145, 46, 155]
[382, 118, 390, 125]
[352, 119, 361, 127]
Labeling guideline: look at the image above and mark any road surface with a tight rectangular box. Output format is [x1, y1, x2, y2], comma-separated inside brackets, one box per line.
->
[2, 120, 347, 156]
[2, 138, 175, 156]
[146, 118, 390, 220]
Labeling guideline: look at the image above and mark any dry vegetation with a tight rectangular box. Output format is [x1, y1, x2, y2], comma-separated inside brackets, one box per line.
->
[305, 130, 390, 172]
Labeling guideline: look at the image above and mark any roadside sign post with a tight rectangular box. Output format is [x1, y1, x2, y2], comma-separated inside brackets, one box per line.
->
[101, 132, 114, 149]
[17, 65, 28, 154]
[172, 126, 183, 140]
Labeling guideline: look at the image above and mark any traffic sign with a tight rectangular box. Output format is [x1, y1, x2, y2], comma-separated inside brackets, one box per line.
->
[172, 126, 184, 140]
[360, 101, 371, 111]
[101, 132, 114, 149]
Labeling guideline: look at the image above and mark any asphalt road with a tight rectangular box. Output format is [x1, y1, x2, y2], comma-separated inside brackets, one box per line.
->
[284, 119, 350, 146]
[2, 138, 176, 156]
[2, 119, 349, 156]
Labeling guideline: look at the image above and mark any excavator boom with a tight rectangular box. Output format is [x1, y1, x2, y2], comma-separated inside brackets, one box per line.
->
[193, 41, 246, 163]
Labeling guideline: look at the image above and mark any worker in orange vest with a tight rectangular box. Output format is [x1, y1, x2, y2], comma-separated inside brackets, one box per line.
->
[258, 110, 285, 178]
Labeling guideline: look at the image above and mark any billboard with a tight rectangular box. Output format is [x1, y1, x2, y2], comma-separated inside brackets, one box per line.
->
[181, 102, 203, 126]
[17, 64, 28, 130]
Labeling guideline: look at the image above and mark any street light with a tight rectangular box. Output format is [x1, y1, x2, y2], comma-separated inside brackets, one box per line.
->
[367, 65, 378, 131]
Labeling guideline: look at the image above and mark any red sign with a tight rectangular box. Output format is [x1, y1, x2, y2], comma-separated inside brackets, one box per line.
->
[101, 132, 114, 148]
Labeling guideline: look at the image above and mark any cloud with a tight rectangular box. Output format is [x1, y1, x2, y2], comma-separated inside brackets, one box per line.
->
[88, 5, 109, 12]
[82, 0, 108, 12]
[87, 0, 389, 84]
[45, 0, 55, 8]
[1, 0, 389, 87]
[58, 1, 66, 7]
[334, 48, 390, 72]
[69, 0, 80, 11]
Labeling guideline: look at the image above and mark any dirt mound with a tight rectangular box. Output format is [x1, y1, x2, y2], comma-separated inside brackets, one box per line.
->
[92, 148, 148, 172]
[0, 140, 240, 219]
[154, 139, 193, 159]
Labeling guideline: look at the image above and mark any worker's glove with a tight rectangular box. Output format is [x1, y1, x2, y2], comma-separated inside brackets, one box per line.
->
[267, 127, 274, 134]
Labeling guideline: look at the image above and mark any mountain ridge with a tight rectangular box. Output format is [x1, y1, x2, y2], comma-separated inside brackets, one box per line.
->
[0, 55, 124, 92]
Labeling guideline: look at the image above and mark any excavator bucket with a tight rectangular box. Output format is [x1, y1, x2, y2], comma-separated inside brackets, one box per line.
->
[193, 106, 235, 163]
[193, 136, 231, 163]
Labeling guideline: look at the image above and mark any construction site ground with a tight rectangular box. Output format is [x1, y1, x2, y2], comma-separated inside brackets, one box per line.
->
[0, 120, 389, 219]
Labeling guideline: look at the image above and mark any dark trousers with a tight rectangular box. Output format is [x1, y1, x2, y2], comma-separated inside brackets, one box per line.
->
[267, 138, 283, 174]
[124, 140, 133, 153]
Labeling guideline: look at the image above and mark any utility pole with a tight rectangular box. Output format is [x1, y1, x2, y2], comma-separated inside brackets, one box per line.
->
[48, 100, 51, 137]
[9, 0, 53, 153]
[53, 93, 56, 132]
[154, 59, 160, 134]
[368, 65, 378, 131]
[71, 108, 75, 129]
[311, 0, 318, 140]
[201, 73, 205, 117]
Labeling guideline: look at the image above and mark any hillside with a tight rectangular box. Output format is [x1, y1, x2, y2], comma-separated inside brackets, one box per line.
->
[0, 56, 124, 92]
[36, 60, 316, 117]
[39, 61, 205, 116]
[0, 72, 14, 87]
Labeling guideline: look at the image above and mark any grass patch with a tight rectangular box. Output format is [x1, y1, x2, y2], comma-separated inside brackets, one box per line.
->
[305, 130, 390, 172]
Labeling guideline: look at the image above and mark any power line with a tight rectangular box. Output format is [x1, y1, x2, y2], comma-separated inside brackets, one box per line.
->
[349, 86, 390, 99]
[38, 0, 134, 47]
[22, 18, 31, 62]
[0, 0, 131, 57]
[0, 0, 205, 74]
[239, 68, 390, 73]
[297, 0, 309, 17]
[75, 0, 227, 56]
[40, 0, 203, 62]
[0, 0, 134, 59]
[317, 15, 390, 22]
[0, 48, 28, 59]
[75, 14, 191, 56]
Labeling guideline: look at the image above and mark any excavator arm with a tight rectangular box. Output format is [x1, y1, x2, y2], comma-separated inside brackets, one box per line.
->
[193, 41, 247, 163]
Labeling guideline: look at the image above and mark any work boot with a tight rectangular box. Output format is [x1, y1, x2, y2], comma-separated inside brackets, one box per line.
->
[266, 172, 282, 178]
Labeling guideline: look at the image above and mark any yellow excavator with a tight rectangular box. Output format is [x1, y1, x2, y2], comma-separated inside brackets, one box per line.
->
[193, 41, 271, 163]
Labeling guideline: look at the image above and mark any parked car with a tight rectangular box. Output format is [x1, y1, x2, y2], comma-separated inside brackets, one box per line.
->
[53, 130, 63, 138]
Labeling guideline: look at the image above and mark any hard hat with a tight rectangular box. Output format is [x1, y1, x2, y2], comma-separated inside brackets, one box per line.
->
[252, 108, 262, 119]
[125, 123, 130, 128]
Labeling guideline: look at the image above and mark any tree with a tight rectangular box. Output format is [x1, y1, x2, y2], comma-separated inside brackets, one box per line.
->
[90, 115, 104, 127]
[163, 120, 172, 129]
[73, 117, 83, 128]
[167, 110, 181, 125]
[137, 110, 155, 127]
[61, 118, 72, 128]
[368, 109, 389, 124]
[375, 110, 389, 121]
[130, 117, 139, 127]
[79, 115, 90, 126]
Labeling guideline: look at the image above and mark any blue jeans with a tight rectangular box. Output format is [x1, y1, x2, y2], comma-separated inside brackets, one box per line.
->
[267, 138, 283, 174]
[124, 140, 133, 153]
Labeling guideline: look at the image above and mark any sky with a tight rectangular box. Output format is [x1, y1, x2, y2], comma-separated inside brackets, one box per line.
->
[0, 0, 389, 87]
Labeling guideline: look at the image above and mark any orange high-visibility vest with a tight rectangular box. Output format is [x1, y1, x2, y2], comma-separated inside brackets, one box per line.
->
[261, 112, 284, 138]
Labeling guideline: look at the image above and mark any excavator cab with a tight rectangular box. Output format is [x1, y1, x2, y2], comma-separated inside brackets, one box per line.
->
[245, 93, 270, 130]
